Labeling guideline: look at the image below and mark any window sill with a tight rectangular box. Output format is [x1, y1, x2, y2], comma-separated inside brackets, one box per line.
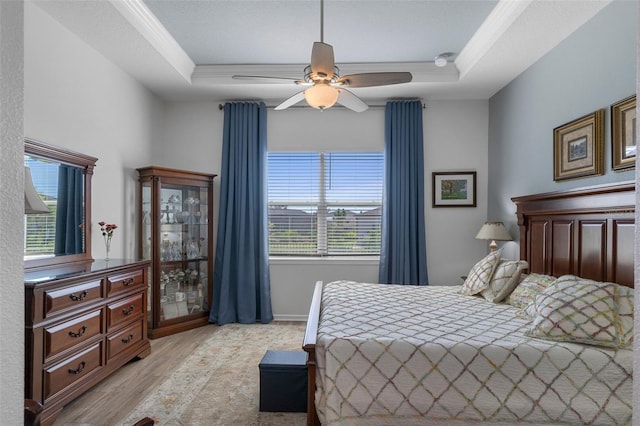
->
[269, 256, 380, 266]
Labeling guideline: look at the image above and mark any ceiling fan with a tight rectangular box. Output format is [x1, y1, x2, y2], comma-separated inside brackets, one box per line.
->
[232, 0, 412, 112]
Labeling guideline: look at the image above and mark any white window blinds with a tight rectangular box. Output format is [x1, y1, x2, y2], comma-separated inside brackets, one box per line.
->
[268, 152, 383, 256]
[24, 157, 58, 256]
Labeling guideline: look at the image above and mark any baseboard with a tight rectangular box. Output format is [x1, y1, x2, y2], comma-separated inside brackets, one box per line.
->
[273, 314, 308, 322]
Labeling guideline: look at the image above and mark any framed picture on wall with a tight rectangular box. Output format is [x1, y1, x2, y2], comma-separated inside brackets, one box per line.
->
[611, 95, 636, 171]
[432, 171, 476, 207]
[553, 109, 604, 181]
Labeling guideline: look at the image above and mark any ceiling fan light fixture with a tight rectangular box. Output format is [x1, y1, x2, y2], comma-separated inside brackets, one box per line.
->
[304, 83, 339, 110]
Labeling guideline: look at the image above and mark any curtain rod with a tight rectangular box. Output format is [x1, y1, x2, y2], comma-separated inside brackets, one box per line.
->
[217, 102, 426, 110]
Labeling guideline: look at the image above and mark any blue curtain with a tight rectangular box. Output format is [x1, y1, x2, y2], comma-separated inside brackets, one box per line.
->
[54, 165, 83, 255]
[378, 100, 429, 285]
[209, 102, 273, 325]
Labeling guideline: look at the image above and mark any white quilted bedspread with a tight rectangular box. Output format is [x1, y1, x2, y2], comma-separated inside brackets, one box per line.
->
[315, 281, 632, 425]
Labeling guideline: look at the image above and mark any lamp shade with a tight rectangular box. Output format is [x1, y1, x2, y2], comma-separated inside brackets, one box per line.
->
[475, 221, 512, 241]
[25, 166, 50, 214]
[304, 83, 339, 110]
[475, 221, 511, 251]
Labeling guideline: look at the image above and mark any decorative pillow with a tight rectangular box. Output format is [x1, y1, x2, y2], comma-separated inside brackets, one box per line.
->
[524, 275, 620, 348]
[481, 260, 529, 303]
[506, 273, 556, 309]
[515, 301, 537, 320]
[616, 284, 634, 347]
[519, 299, 538, 319]
[459, 249, 502, 296]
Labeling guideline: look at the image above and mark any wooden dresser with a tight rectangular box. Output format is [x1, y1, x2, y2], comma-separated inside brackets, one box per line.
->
[24, 259, 151, 426]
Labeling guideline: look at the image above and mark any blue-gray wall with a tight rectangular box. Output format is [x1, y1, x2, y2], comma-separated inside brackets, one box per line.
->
[488, 0, 637, 246]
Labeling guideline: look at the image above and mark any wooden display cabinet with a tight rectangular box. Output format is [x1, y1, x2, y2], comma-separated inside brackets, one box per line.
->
[137, 166, 217, 338]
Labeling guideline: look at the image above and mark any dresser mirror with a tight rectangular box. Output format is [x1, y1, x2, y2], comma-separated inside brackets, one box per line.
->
[24, 138, 98, 271]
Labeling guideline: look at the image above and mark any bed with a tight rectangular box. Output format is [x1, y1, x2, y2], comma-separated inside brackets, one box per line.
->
[302, 181, 635, 425]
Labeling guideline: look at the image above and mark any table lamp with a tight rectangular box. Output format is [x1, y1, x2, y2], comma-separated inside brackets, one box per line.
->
[475, 221, 512, 251]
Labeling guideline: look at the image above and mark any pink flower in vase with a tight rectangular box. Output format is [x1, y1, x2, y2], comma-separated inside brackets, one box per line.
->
[99, 221, 117, 260]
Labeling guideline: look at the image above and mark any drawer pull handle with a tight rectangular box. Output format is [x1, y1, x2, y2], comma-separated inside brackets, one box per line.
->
[69, 290, 88, 301]
[122, 334, 134, 344]
[122, 305, 135, 316]
[122, 278, 135, 286]
[68, 326, 87, 338]
[68, 361, 86, 375]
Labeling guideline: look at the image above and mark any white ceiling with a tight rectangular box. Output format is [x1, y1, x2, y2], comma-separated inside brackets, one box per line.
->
[35, 0, 611, 106]
[143, 0, 498, 65]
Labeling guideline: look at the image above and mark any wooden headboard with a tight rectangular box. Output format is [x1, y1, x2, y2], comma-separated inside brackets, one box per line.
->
[511, 181, 635, 288]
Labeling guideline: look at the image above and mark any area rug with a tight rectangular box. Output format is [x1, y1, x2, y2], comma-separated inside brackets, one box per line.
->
[122, 322, 307, 425]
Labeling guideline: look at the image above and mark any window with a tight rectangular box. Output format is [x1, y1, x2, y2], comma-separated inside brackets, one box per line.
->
[24, 156, 58, 258]
[268, 152, 383, 256]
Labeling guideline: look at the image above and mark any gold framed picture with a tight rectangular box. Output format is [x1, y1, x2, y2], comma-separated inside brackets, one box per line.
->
[611, 95, 636, 171]
[553, 109, 604, 181]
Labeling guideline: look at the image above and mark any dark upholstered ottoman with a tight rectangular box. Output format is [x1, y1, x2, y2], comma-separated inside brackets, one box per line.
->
[259, 350, 308, 412]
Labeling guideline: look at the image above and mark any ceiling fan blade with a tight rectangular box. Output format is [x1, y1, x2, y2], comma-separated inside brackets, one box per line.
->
[274, 91, 306, 110]
[232, 75, 305, 84]
[336, 72, 412, 88]
[310, 42, 335, 79]
[336, 89, 368, 112]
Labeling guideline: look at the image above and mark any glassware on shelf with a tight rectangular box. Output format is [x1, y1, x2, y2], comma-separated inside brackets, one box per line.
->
[143, 237, 151, 259]
[161, 205, 168, 224]
[186, 239, 199, 259]
[175, 270, 185, 289]
[175, 210, 189, 223]
[164, 270, 178, 299]
[186, 289, 197, 305]
[161, 233, 171, 261]
[199, 238, 207, 257]
[159, 271, 168, 296]
[171, 241, 181, 260]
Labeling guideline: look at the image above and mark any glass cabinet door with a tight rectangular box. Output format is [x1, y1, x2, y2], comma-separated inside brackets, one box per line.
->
[141, 179, 153, 316]
[138, 166, 217, 338]
[156, 184, 209, 321]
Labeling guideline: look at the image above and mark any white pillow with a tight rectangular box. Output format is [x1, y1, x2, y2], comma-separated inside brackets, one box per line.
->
[459, 249, 502, 296]
[525, 275, 620, 348]
[506, 273, 556, 309]
[616, 284, 634, 347]
[481, 260, 528, 303]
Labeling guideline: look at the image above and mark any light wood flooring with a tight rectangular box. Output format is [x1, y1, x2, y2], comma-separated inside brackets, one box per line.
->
[54, 324, 219, 425]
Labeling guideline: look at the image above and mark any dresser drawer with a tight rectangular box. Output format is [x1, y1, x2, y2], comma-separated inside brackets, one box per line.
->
[44, 309, 103, 360]
[107, 319, 144, 360]
[44, 280, 103, 318]
[43, 342, 103, 402]
[107, 268, 145, 296]
[107, 293, 144, 330]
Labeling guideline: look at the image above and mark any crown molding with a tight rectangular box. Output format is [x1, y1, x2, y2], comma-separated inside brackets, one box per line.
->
[456, 0, 610, 83]
[456, 0, 533, 79]
[110, 0, 195, 83]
